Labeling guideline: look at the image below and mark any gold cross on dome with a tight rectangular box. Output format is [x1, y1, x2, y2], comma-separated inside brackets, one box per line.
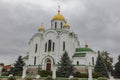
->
[58, 5, 60, 14]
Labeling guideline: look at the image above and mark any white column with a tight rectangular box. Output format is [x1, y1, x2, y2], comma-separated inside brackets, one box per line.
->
[52, 66, 56, 79]
[42, 64, 45, 70]
[109, 76, 115, 80]
[22, 66, 27, 78]
[69, 75, 73, 79]
[88, 65, 93, 80]
[36, 75, 40, 80]
[0, 66, 3, 77]
[108, 72, 115, 80]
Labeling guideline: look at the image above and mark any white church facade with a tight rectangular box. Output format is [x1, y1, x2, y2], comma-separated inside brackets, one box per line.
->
[26, 7, 97, 73]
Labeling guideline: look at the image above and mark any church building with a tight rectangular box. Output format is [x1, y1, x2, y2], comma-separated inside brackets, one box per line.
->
[26, 6, 97, 73]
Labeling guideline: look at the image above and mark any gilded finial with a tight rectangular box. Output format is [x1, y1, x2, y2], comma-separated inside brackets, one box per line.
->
[85, 41, 88, 48]
[58, 5, 60, 14]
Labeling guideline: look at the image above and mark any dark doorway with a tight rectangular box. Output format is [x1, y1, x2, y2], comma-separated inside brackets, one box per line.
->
[46, 58, 51, 71]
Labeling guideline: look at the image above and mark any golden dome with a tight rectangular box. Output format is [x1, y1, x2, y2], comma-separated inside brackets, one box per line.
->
[63, 23, 70, 28]
[51, 6, 66, 22]
[38, 25, 45, 31]
[85, 41, 88, 48]
[52, 13, 65, 21]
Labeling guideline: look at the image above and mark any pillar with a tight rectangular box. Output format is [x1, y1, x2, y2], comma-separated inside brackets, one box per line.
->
[22, 66, 27, 78]
[52, 66, 56, 79]
[109, 76, 114, 80]
[108, 72, 115, 80]
[88, 65, 93, 80]
[36, 75, 40, 80]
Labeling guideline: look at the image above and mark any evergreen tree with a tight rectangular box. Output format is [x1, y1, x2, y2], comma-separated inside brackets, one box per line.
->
[114, 55, 120, 78]
[10, 56, 25, 75]
[101, 51, 113, 73]
[57, 51, 74, 77]
[94, 51, 108, 77]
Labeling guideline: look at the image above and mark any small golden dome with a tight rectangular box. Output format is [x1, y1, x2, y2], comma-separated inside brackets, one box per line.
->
[51, 5, 66, 22]
[38, 25, 45, 31]
[63, 23, 70, 28]
[85, 41, 88, 48]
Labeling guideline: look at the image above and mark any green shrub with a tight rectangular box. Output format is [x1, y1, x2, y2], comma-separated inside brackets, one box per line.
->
[39, 70, 52, 77]
[8, 76, 16, 80]
[25, 76, 32, 80]
[97, 77, 108, 80]
[69, 78, 79, 80]
[93, 72, 104, 78]
[16, 71, 22, 76]
[45, 75, 54, 80]
[1, 72, 9, 76]
[79, 73, 88, 78]
[74, 72, 81, 77]
[73, 72, 88, 78]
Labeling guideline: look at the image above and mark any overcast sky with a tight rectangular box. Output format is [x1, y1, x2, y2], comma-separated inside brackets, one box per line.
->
[0, 0, 120, 65]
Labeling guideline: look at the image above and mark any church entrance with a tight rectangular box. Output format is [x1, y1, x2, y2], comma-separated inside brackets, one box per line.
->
[46, 58, 51, 71]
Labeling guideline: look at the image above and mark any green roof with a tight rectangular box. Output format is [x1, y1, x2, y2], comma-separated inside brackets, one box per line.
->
[73, 53, 86, 57]
[76, 47, 93, 52]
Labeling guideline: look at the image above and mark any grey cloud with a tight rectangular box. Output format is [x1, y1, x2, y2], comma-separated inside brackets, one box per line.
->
[0, 0, 120, 64]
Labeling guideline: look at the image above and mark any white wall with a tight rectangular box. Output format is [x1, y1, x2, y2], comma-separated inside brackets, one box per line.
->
[28, 28, 79, 67]
[73, 57, 87, 65]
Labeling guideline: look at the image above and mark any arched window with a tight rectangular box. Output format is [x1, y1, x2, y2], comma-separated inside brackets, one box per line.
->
[63, 41, 65, 51]
[61, 22, 63, 28]
[48, 40, 52, 51]
[55, 22, 57, 28]
[45, 43, 47, 52]
[77, 61, 79, 65]
[92, 57, 94, 66]
[34, 56, 36, 65]
[52, 42, 55, 52]
[35, 44, 37, 53]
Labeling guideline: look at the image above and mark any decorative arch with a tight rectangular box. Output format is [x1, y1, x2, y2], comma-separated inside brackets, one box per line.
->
[41, 55, 55, 71]
[41, 55, 55, 65]
[60, 30, 69, 36]
[43, 30, 58, 38]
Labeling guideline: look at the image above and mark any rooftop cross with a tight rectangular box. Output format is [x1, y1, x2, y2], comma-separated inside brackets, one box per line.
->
[58, 5, 60, 14]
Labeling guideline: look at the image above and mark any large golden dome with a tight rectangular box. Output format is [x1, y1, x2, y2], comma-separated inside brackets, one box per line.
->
[52, 13, 65, 21]
[51, 6, 66, 22]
